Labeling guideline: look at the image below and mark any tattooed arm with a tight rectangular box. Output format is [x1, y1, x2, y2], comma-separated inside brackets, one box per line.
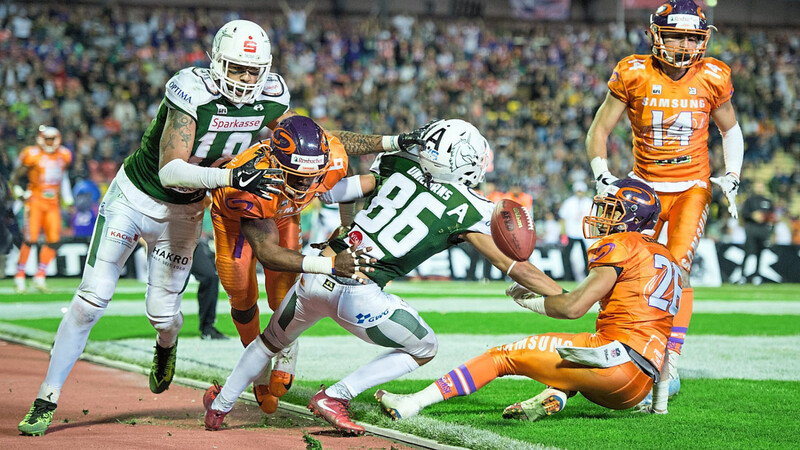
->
[157, 108, 233, 189]
[158, 108, 197, 169]
[327, 131, 385, 156]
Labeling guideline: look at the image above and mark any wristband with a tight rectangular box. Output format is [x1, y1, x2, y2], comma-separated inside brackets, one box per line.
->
[590, 157, 609, 179]
[301, 256, 335, 275]
[506, 261, 518, 276]
[381, 135, 400, 151]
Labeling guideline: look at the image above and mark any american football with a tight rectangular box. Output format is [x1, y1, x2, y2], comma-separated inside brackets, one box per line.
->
[490, 199, 536, 261]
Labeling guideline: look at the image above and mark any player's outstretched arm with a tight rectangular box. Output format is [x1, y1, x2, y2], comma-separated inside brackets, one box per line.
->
[462, 231, 562, 296]
[537, 266, 616, 319]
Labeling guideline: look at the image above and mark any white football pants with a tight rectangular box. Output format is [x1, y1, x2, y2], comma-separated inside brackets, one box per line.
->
[42, 180, 201, 397]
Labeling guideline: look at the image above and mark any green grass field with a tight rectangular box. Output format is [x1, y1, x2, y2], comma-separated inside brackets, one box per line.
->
[2, 278, 799, 449]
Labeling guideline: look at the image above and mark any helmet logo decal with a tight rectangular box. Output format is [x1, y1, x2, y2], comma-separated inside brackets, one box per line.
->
[667, 14, 701, 29]
[290, 154, 326, 169]
[619, 186, 657, 206]
[656, 4, 672, 15]
[272, 128, 296, 155]
[451, 138, 478, 172]
[243, 37, 257, 53]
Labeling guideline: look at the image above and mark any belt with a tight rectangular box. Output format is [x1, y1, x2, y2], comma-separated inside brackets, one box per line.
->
[621, 344, 660, 383]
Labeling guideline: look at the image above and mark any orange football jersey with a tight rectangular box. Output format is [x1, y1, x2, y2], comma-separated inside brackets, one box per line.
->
[608, 55, 733, 182]
[212, 134, 348, 221]
[19, 145, 73, 202]
[587, 231, 681, 370]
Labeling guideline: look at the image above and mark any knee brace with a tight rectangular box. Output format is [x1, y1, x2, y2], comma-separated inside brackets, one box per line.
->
[68, 295, 106, 328]
[231, 304, 258, 324]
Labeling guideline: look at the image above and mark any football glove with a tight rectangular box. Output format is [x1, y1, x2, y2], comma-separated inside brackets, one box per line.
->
[12, 185, 31, 200]
[230, 147, 284, 200]
[397, 120, 438, 151]
[594, 171, 618, 195]
[709, 173, 739, 219]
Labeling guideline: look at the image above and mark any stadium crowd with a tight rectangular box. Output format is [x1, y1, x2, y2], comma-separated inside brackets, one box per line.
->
[2, 2, 799, 244]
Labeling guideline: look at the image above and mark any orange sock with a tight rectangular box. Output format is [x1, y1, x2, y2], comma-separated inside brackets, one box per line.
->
[37, 245, 57, 276]
[435, 353, 499, 400]
[669, 287, 693, 354]
[17, 244, 31, 275]
[232, 306, 261, 347]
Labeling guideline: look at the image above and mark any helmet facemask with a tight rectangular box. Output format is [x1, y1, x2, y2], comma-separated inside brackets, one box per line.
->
[649, 25, 710, 68]
[583, 180, 661, 239]
[36, 126, 61, 153]
[269, 116, 332, 206]
[208, 20, 272, 104]
[648, 1, 714, 69]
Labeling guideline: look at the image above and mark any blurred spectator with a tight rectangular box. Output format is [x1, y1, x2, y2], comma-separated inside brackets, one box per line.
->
[70, 179, 101, 238]
[558, 180, 593, 281]
[739, 181, 775, 284]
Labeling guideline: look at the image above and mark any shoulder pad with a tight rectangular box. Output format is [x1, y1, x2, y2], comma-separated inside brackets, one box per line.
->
[257, 73, 291, 105]
[587, 234, 633, 268]
[165, 68, 220, 120]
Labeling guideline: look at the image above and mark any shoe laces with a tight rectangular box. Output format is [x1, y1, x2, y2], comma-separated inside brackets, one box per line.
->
[153, 345, 175, 377]
[28, 399, 56, 421]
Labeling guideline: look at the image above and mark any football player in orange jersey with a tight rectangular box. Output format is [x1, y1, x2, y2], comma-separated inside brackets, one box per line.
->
[11, 126, 73, 293]
[211, 115, 352, 415]
[585, 0, 743, 404]
[376, 179, 679, 421]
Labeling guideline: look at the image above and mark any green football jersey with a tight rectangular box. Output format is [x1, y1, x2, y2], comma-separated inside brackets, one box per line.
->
[123, 67, 290, 204]
[330, 152, 494, 287]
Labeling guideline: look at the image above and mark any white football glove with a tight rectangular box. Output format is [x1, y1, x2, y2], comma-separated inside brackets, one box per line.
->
[594, 171, 618, 195]
[13, 185, 31, 200]
[709, 173, 739, 220]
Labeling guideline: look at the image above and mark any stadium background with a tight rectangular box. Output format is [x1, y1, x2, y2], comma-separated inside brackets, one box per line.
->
[1, 1, 799, 448]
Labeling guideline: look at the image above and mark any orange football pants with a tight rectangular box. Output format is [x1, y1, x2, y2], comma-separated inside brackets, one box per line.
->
[438, 332, 653, 410]
[213, 213, 301, 347]
[651, 186, 710, 354]
[24, 199, 61, 243]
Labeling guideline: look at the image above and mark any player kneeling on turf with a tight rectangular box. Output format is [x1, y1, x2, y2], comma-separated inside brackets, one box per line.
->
[377, 178, 679, 421]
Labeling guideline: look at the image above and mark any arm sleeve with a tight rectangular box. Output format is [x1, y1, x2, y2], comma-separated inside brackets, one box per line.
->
[319, 175, 364, 204]
[158, 158, 231, 189]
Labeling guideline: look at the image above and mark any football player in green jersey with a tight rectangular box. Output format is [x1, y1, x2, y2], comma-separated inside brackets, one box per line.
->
[202, 119, 564, 434]
[18, 18, 427, 437]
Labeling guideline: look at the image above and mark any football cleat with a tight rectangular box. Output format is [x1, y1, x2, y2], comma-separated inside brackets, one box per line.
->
[307, 385, 365, 435]
[502, 388, 566, 421]
[33, 275, 51, 293]
[375, 390, 421, 420]
[204, 381, 228, 431]
[149, 340, 177, 394]
[14, 274, 26, 293]
[269, 370, 294, 398]
[253, 383, 278, 414]
[18, 398, 57, 436]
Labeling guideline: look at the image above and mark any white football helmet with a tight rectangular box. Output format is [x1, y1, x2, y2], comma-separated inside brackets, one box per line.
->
[209, 20, 272, 104]
[36, 125, 61, 153]
[418, 119, 490, 187]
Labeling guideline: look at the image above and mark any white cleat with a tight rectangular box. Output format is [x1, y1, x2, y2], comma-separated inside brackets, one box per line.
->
[14, 275, 26, 293]
[33, 275, 51, 293]
[375, 390, 421, 420]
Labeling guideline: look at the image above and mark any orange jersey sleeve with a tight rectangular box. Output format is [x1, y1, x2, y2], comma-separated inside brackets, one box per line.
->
[608, 55, 733, 182]
[20, 145, 72, 201]
[587, 232, 678, 370]
[318, 134, 348, 192]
